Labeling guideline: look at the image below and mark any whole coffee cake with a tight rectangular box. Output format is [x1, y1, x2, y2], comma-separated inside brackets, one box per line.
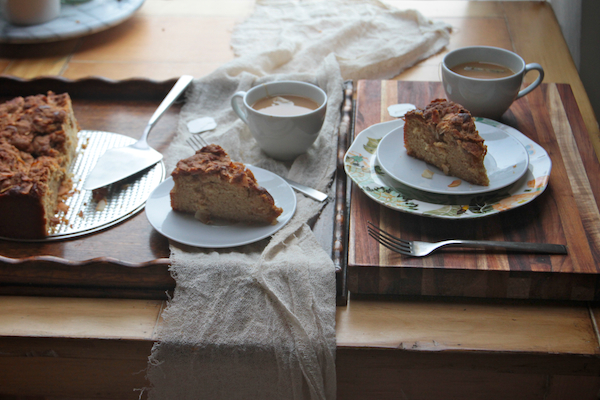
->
[0, 92, 79, 239]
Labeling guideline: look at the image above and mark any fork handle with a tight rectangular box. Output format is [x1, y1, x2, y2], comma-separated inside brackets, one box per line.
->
[134, 75, 194, 149]
[282, 178, 328, 202]
[441, 240, 568, 254]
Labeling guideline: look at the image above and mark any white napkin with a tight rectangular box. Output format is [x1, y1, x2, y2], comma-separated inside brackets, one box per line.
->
[146, 1, 450, 399]
[230, 0, 451, 80]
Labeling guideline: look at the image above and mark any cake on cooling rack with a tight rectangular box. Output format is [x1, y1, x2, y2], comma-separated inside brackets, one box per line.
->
[404, 99, 489, 186]
[0, 92, 80, 239]
[170, 144, 283, 225]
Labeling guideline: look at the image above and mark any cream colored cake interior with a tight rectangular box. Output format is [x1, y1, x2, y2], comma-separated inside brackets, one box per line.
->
[404, 119, 488, 186]
[171, 173, 280, 225]
[170, 144, 283, 225]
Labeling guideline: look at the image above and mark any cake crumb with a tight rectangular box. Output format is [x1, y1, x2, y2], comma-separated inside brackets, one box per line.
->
[96, 198, 107, 211]
[57, 202, 70, 214]
[92, 187, 108, 202]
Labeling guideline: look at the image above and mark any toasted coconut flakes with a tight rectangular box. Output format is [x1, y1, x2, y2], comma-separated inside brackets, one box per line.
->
[422, 169, 434, 179]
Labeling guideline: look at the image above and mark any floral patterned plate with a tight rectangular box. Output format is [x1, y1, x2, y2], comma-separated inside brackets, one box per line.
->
[344, 118, 551, 219]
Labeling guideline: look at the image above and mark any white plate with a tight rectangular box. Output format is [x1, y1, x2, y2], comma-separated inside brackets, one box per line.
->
[344, 118, 552, 219]
[0, 0, 145, 44]
[376, 121, 529, 195]
[145, 167, 297, 248]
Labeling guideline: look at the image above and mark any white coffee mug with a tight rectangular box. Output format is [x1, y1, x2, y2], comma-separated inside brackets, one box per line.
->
[231, 81, 327, 161]
[441, 46, 544, 120]
[1, 0, 61, 25]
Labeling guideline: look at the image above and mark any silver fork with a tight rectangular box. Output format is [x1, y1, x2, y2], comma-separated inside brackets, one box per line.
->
[185, 135, 328, 202]
[367, 222, 568, 257]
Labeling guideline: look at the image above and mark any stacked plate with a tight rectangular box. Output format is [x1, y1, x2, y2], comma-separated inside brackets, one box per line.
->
[344, 118, 552, 219]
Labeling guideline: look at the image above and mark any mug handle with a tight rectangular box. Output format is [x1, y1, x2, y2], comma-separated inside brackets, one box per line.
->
[516, 63, 544, 99]
[231, 91, 249, 124]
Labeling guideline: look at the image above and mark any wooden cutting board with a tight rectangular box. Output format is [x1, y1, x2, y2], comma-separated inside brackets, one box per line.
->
[347, 80, 600, 301]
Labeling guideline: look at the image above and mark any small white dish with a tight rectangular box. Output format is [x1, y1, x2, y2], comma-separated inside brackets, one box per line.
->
[376, 120, 529, 195]
[145, 166, 296, 248]
[0, 0, 145, 43]
[387, 103, 416, 118]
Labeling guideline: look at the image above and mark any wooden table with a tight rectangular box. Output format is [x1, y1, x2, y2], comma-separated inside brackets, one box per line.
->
[1, 2, 600, 399]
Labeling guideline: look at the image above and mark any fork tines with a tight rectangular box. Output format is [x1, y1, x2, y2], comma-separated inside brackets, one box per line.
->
[186, 134, 209, 151]
[367, 222, 412, 256]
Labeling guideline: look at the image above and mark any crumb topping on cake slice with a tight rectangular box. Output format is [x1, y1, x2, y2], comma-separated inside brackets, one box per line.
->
[170, 144, 283, 225]
[404, 99, 489, 186]
[0, 92, 77, 163]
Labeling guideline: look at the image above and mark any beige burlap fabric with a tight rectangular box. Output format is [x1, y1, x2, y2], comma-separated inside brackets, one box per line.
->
[146, 1, 450, 399]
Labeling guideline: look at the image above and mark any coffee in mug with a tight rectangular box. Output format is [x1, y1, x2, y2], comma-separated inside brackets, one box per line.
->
[441, 46, 544, 120]
[252, 95, 319, 116]
[231, 81, 327, 161]
[450, 61, 516, 79]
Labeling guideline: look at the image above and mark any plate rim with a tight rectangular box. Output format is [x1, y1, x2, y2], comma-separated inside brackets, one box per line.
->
[0, 0, 146, 44]
[145, 167, 297, 248]
[376, 121, 530, 195]
[344, 118, 552, 219]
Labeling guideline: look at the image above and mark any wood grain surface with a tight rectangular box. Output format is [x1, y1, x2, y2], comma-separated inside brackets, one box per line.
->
[348, 80, 600, 301]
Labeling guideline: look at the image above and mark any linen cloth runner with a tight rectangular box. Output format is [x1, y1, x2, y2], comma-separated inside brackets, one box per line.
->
[146, 1, 450, 399]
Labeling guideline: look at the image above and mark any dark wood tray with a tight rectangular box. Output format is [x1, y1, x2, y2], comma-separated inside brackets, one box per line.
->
[0, 76, 351, 304]
[348, 80, 600, 301]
